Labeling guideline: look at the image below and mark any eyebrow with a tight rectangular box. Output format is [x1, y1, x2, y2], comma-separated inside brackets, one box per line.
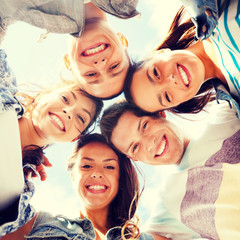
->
[81, 157, 118, 162]
[70, 91, 77, 100]
[87, 67, 125, 85]
[146, 69, 154, 83]
[88, 80, 100, 85]
[83, 108, 91, 120]
[158, 95, 166, 107]
[111, 67, 125, 78]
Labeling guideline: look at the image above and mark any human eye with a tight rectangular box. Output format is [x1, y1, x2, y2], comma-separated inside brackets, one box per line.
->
[132, 143, 139, 154]
[142, 121, 148, 131]
[85, 72, 97, 77]
[81, 164, 92, 169]
[165, 92, 171, 103]
[153, 67, 160, 79]
[109, 63, 119, 70]
[77, 114, 85, 124]
[105, 165, 115, 170]
[62, 95, 69, 104]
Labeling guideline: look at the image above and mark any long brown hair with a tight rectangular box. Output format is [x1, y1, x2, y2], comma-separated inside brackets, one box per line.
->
[67, 133, 144, 239]
[124, 6, 215, 114]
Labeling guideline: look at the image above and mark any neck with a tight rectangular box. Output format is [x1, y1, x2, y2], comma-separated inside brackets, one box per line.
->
[82, 207, 109, 235]
[18, 116, 49, 149]
[187, 40, 227, 85]
[84, 2, 107, 21]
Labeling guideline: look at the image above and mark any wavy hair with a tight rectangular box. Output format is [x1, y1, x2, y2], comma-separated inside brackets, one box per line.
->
[67, 133, 144, 240]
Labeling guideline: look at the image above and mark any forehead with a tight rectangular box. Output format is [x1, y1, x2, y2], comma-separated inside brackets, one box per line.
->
[111, 111, 140, 151]
[78, 142, 119, 160]
[131, 67, 159, 112]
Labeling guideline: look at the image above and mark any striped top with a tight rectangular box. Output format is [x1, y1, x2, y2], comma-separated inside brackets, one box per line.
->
[210, 0, 240, 98]
[143, 101, 240, 240]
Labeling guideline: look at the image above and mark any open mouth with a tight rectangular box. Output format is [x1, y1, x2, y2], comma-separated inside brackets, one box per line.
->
[177, 64, 190, 87]
[81, 43, 108, 56]
[49, 113, 65, 132]
[86, 184, 108, 193]
[154, 135, 167, 158]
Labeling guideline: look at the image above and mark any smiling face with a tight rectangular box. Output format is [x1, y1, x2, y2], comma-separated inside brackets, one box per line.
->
[32, 87, 96, 143]
[130, 49, 205, 112]
[71, 142, 120, 210]
[66, 19, 129, 98]
[111, 111, 187, 165]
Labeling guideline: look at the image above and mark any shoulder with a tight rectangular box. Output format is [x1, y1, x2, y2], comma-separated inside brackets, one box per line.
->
[26, 212, 96, 239]
[91, 0, 140, 19]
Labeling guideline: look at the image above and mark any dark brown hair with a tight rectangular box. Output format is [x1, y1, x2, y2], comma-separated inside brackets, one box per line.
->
[100, 101, 159, 144]
[124, 6, 215, 114]
[67, 133, 143, 239]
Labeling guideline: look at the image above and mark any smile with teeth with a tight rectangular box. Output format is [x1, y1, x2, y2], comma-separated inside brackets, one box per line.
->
[49, 113, 65, 131]
[154, 136, 167, 157]
[82, 43, 108, 56]
[177, 64, 190, 87]
[87, 185, 108, 190]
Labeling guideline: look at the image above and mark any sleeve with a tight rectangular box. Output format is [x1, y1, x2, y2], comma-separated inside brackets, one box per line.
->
[179, 0, 219, 40]
[0, 49, 24, 118]
[208, 99, 240, 124]
[0, 109, 24, 211]
[142, 193, 204, 240]
[0, 179, 36, 237]
[91, 0, 140, 19]
[10, 0, 85, 36]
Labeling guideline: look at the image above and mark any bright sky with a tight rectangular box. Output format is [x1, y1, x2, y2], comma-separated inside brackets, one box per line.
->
[2, 0, 209, 228]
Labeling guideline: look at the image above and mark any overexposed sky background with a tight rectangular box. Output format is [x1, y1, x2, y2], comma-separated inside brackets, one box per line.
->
[2, 0, 210, 227]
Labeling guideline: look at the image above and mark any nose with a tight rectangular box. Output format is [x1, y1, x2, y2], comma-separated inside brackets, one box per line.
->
[63, 108, 72, 120]
[143, 135, 156, 152]
[167, 74, 177, 85]
[93, 58, 107, 70]
[91, 170, 103, 179]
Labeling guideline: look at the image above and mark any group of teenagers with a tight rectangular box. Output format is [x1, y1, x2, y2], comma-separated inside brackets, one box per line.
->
[0, 0, 240, 239]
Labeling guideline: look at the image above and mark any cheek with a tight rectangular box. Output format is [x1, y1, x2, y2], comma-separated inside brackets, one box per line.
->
[111, 174, 120, 196]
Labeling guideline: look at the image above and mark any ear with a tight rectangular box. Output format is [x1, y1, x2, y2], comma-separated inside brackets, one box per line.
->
[159, 110, 166, 118]
[63, 53, 72, 70]
[117, 32, 128, 48]
[127, 155, 138, 162]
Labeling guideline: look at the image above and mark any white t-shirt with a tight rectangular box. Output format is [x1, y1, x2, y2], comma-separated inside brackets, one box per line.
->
[143, 101, 240, 240]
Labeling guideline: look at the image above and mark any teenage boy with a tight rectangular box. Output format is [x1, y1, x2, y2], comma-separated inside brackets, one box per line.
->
[1, 0, 139, 98]
[100, 99, 240, 239]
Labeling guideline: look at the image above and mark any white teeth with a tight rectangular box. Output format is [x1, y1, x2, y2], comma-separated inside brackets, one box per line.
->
[85, 44, 105, 56]
[50, 114, 64, 130]
[156, 137, 166, 156]
[178, 65, 189, 86]
[88, 185, 106, 190]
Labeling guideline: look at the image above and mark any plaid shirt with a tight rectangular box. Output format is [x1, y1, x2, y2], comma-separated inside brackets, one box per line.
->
[0, 49, 24, 118]
[0, 0, 139, 42]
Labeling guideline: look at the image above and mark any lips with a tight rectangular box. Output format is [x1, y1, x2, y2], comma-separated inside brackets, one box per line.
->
[154, 135, 168, 158]
[49, 113, 65, 132]
[86, 184, 108, 194]
[81, 43, 108, 56]
[177, 64, 191, 87]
